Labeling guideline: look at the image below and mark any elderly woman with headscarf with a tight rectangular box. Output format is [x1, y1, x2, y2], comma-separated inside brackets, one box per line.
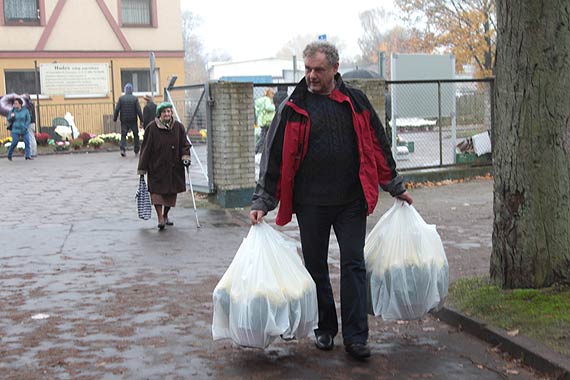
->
[137, 102, 191, 230]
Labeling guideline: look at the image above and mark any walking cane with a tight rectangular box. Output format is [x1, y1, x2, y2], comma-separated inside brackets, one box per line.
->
[186, 166, 201, 228]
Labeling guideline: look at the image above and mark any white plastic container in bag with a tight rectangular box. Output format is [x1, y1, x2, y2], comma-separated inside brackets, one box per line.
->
[212, 221, 318, 348]
[365, 200, 449, 320]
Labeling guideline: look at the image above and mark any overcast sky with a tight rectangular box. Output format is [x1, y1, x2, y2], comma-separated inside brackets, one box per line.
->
[180, 0, 398, 62]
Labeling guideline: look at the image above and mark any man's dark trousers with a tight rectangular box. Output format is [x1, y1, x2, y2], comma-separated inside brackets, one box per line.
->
[120, 121, 140, 154]
[296, 198, 369, 345]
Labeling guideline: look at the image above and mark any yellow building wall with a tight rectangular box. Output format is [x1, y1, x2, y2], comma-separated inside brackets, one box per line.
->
[0, 56, 183, 139]
[0, 0, 184, 139]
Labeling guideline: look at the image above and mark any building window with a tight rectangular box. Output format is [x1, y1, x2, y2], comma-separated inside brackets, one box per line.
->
[121, 69, 158, 94]
[5, 70, 40, 94]
[121, 0, 151, 26]
[4, 0, 39, 24]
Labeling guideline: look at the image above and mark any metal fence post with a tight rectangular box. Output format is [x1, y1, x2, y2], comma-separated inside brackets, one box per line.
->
[34, 60, 42, 132]
[438, 81, 443, 166]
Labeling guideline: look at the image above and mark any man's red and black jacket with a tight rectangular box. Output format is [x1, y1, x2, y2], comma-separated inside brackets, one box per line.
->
[252, 74, 405, 226]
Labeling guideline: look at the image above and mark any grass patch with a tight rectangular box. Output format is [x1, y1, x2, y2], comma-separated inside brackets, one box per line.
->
[447, 277, 570, 356]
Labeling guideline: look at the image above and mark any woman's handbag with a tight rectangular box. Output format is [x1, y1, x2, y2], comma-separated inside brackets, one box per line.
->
[135, 175, 152, 220]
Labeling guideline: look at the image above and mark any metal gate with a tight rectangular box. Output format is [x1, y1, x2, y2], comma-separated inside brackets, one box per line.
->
[165, 83, 214, 193]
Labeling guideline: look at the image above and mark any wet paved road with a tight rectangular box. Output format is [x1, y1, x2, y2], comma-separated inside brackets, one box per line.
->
[0, 152, 548, 379]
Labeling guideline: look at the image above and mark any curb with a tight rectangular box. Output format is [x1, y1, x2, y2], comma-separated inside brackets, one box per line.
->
[434, 306, 570, 380]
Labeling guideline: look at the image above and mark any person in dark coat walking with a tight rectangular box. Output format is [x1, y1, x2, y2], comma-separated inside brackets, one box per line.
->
[137, 102, 191, 230]
[22, 94, 37, 157]
[142, 94, 157, 129]
[113, 83, 143, 157]
[249, 42, 413, 360]
[273, 85, 289, 109]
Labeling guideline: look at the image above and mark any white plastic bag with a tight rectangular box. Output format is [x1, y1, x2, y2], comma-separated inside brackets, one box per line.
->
[212, 221, 318, 348]
[365, 200, 449, 320]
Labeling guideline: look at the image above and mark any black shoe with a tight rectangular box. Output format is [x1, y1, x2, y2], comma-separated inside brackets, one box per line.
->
[25, 157, 33, 160]
[120, 150, 126, 157]
[345, 343, 371, 360]
[158, 223, 165, 230]
[7, 156, 12, 161]
[164, 218, 174, 226]
[315, 334, 334, 351]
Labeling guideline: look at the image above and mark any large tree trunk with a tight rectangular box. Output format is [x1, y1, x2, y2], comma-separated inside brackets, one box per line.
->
[491, 0, 570, 288]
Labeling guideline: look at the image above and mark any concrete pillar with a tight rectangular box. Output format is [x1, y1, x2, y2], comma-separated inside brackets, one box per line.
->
[208, 81, 256, 208]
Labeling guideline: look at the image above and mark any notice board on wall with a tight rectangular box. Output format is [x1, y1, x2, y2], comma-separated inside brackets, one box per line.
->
[40, 63, 110, 96]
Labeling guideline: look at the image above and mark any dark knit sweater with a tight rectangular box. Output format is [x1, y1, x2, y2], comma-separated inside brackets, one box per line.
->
[293, 91, 362, 206]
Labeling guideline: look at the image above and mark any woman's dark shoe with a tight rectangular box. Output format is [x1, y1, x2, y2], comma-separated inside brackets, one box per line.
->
[25, 157, 33, 160]
[7, 156, 12, 161]
[345, 343, 371, 360]
[164, 218, 174, 226]
[157, 223, 165, 230]
[315, 334, 334, 351]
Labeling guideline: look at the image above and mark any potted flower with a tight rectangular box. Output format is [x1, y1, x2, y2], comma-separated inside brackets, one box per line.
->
[78, 132, 91, 146]
[88, 137, 104, 149]
[71, 138, 83, 150]
[54, 141, 70, 152]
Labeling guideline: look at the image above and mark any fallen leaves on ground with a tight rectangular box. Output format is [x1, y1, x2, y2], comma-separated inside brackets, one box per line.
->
[405, 174, 492, 189]
[507, 329, 519, 337]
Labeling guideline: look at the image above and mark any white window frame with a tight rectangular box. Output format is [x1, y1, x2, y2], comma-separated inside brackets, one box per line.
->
[120, 0, 151, 26]
[120, 68, 159, 96]
[3, 0, 40, 24]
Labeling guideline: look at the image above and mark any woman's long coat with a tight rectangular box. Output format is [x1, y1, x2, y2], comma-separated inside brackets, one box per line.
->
[137, 119, 191, 194]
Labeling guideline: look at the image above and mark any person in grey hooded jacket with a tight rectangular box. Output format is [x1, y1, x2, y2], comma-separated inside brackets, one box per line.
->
[114, 83, 143, 156]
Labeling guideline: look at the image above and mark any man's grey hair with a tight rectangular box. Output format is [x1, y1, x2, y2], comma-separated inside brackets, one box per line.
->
[303, 41, 339, 66]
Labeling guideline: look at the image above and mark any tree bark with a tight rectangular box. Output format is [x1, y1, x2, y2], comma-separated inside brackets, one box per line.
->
[491, 0, 570, 288]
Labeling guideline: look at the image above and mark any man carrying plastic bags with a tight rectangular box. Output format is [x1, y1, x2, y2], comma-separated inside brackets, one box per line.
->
[249, 41, 413, 360]
[212, 221, 318, 348]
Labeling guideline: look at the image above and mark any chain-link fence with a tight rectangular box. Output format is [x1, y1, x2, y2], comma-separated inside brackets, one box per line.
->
[0, 77, 493, 194]
[254, 79, 493, 172]
[387, 78, 493, 170]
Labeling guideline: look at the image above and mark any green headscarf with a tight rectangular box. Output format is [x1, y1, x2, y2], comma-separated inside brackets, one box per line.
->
[156, 102, 173, 117]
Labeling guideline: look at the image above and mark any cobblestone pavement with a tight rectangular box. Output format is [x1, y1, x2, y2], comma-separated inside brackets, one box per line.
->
[0, 152, 549, 380]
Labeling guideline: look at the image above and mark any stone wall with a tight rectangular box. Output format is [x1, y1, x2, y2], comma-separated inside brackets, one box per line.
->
[208, 81, 256, 208]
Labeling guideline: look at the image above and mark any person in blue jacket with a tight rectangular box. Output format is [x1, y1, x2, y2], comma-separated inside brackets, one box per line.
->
[6, 97, 32, 161]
